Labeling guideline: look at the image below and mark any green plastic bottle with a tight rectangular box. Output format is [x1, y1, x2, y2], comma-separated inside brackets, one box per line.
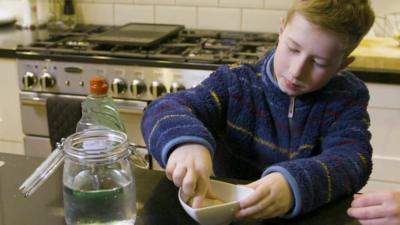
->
[76, 76, 126, 132]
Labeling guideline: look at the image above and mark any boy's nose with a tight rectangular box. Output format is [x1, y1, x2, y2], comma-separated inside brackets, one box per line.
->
[289, 57, 309, 80]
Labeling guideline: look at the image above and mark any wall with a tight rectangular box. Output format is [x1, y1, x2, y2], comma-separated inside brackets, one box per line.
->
[2, 0, 400, 34]
[74, 0, 288, 33]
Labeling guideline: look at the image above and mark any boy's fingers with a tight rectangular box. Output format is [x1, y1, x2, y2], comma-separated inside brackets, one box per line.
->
[205, 188, 217, 199]
[353, 193, 362, 199]
[351, 192, 389, 207]
[191, 195, 205, 208]
[165, 161, 176, 180]
[182, 169, 197, 196]
[239, 188, 266, 209]
[172, 166, 187, 187]
[244, 180, 260, 189]
[191, 179, 209, 208]
[357, 218, 388, 225]
[347, 205, 388, 219]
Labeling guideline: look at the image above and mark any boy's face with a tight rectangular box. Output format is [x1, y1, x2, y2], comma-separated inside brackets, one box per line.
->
[273, 13, 354, 97]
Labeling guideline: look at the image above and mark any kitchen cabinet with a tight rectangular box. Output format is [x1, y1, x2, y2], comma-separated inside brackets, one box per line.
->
[0, 58, 24, 155]
[361, 82, 400, 192]
[348, 37, 400, 192]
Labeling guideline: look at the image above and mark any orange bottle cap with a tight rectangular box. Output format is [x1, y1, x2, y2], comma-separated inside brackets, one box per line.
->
[90, 76, 108, 95]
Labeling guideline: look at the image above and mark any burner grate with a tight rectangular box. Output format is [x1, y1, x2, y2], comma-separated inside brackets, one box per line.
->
[17, 25, 279, 65]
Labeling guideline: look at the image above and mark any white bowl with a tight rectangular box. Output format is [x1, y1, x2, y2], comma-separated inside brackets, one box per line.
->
[178, 179, 254, 225]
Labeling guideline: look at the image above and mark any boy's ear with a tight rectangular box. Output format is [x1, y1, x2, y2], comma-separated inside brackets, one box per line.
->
[339, 56, 355, 71]
[279, 17, 285, 35]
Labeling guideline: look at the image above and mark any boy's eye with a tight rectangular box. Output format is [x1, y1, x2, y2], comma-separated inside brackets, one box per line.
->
[313, 60, 327, 67]
[288, 47, 299, 53]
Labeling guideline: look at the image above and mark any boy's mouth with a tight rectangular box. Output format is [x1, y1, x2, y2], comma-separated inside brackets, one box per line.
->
[284, 77, 302, 90]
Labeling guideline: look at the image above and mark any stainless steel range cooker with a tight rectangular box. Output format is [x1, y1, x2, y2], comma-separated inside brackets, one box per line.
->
[16, 23, 278, 162]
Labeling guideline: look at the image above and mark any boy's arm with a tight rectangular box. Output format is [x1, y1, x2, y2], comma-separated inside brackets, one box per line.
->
[140, 65, 233, 167]
[264, 81, 372, 217]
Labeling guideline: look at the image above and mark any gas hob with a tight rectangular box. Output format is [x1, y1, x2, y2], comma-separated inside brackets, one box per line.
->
[17, 24, 278, 66]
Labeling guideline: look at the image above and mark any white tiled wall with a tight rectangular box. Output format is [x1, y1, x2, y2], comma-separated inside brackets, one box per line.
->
[77, 3, 114, 25]
[198, 7, 241, 30]
[2, 0, 400, 33]
[219, 0, 264, 9]
[175, 0, 218, 7]
[71, 0, 400, 33]
[264, 0, 293, 10]
[81, 0, 288, 32]
[114, 4, 154, 25]
[155, 6, 196, 27]
[242, 9, 286, 33]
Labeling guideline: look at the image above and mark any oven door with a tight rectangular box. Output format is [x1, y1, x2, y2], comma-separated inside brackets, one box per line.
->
[19, 91, 147, 157]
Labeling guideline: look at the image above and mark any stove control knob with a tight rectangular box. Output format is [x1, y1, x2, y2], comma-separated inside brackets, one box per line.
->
[111, 78, 127, 95]
[39, 71, 56, 89]
[130, 79, 147, 97]
[22, 71, 38, 89]
[169, 82, 186, 93]
[150, 81, 167, 97]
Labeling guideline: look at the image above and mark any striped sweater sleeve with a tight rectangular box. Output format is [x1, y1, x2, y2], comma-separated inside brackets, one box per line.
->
[140, 65, 232, 167]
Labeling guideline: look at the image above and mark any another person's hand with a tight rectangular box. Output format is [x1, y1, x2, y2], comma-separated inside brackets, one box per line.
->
[347, 190, 400, 225]
[236, 172, 294, 220]
[165, 144, 213, 208]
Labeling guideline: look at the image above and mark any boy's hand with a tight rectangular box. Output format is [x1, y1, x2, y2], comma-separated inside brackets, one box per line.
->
[165, 144, 213, 208]
[236, 172, 294, 220]
[347, 191, 400, 225]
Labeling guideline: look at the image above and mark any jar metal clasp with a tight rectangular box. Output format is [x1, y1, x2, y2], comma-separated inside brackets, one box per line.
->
[19, 138, 66, 197]
[128, 143, 150, 169]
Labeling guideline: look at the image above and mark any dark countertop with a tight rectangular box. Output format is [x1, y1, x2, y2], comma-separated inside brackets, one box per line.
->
[0, 153, 360, 225]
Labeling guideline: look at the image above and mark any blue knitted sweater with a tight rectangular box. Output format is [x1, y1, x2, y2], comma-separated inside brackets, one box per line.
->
[141, 50, 372, 217]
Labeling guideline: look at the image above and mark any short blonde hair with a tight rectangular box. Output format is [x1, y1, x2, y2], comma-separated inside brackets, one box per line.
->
[286, 0, 375, 54]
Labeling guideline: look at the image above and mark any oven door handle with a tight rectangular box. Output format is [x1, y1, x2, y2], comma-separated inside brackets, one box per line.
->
[19, 92, 147, 114]
[20, 97, 47, 106]
[19, 92, 84, 107]
[20, 92, 57, 106]
[113, 100, 147, 115]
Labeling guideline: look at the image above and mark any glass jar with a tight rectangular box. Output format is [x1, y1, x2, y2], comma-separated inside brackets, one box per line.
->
[63, 129, 136, 225]
[20, 129, 138, 225]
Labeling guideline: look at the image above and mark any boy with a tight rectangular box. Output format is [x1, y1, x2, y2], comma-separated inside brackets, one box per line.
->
[141, 0, 375, 220]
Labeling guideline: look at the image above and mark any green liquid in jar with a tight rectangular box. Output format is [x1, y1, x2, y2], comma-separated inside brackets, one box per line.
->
[63, 181, 136, 225]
